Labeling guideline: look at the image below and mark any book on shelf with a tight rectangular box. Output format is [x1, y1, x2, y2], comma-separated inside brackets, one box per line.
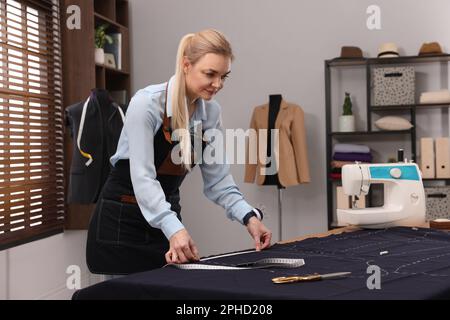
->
[104, 32, 122, 70]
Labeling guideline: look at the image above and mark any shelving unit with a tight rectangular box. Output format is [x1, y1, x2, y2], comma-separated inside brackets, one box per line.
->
[329, 129, 413, 136]
[61, 0, 130, 229]
[371, 103, 450, 111]
[93, 0, 130, 99]
[325, 54, 450, 229]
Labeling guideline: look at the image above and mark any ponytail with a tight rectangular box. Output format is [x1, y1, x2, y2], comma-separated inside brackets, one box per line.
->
[171, 33, 194, 171]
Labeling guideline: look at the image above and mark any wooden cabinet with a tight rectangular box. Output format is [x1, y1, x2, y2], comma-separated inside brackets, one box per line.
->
[61, 0, 130, 229]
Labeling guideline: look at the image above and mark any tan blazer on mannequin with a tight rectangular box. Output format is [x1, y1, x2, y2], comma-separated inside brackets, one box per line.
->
[244, 100, 310, 187]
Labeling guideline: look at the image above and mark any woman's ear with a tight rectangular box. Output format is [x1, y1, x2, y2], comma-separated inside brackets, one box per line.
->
[182, 56, 191, 74]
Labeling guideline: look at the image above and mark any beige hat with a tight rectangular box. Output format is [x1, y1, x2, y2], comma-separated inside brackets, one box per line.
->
[377, 42, 399, 58]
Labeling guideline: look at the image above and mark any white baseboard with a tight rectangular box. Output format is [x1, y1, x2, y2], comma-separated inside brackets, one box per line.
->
[37, 272, 103, 300]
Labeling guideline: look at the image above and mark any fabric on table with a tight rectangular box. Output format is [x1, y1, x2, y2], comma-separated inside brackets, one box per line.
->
[73, 227, 450, 300]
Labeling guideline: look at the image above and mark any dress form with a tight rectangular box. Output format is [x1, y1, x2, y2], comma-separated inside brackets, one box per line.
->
[263, 94, 284, 189]
[264, 94, 285, 241]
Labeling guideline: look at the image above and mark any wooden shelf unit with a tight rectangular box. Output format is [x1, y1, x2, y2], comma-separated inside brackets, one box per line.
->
[61, 0, 130, 229]
[324, 54, 450, 229]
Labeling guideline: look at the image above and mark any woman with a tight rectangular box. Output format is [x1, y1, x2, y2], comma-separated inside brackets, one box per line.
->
[86, 29, 272, 275]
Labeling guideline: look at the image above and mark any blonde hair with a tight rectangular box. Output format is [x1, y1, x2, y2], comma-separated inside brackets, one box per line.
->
[171, 29, 234, 171]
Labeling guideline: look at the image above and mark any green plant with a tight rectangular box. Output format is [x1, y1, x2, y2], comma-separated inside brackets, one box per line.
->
[342, 92, 353, 116]
[95, 24, 113, 49]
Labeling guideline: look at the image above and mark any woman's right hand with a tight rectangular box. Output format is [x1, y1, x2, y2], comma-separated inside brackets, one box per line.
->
[165, 229, 200, 264]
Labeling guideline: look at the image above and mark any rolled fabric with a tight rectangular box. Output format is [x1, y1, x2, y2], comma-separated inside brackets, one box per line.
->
[419, 89, 450, 104]
[333, 143, 371, 154]
[331, 168, 342, 174]
[333, 152, 373, 162]
[331, 160, 370, 168]
[330, 173, 342, 180]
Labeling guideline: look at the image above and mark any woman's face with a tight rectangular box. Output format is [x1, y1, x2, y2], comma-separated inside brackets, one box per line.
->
[184, 53, 231, 102]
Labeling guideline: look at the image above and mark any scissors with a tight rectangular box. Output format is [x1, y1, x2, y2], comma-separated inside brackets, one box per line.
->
[272, 272, 351, 284]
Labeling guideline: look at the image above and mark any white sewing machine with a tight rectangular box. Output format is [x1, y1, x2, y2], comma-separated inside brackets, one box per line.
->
[337, 162, 426, 228]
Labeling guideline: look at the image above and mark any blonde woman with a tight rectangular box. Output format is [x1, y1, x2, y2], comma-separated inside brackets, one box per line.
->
[86, 29, 272, 275]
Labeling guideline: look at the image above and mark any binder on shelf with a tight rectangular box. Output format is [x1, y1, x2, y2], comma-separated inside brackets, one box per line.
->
[104, 33, 122, 70]
[420, 137, 435, 179]
[435, 137, 450, 178]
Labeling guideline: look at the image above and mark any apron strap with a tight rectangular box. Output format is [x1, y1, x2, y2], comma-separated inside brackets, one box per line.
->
[162, 82, 172, 144]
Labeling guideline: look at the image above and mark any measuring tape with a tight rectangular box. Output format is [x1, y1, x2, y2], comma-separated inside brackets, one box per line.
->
[166, 258, 305, 270]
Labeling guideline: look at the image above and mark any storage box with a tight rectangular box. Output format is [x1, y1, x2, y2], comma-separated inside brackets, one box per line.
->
[425, 186, 450, 220]
[435, 137, 450, 178]
[420, 138, 435, 179]
[373, 66, 415, 106]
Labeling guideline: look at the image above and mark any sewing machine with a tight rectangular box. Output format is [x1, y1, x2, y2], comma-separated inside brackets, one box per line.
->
[337, 162, 426, 228]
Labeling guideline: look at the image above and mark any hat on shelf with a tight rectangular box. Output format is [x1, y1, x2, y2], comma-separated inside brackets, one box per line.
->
[418, 42, 445, 56]
[377, 42, 400, 58]
[339, 46, 364, 58]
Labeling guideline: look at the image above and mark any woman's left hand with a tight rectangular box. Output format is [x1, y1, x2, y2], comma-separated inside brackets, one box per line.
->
[246, 217, 272, 251]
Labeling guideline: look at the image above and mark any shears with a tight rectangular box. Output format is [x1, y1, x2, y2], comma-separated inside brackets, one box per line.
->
[272, 271, 351, 284]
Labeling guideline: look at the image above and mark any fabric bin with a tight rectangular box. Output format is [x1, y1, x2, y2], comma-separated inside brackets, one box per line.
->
[424, 186, 450, 220]
[372, 66, 415, 106]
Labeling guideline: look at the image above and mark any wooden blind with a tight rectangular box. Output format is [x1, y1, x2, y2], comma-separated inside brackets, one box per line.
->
[0, 0, 64, 250]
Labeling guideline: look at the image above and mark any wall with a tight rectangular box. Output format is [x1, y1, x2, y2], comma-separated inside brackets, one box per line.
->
[129, 0, 450, 256]
[0, 231, 101, 300]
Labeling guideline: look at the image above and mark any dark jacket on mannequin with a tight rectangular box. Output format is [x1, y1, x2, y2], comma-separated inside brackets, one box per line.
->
[66, 89, 127, 204]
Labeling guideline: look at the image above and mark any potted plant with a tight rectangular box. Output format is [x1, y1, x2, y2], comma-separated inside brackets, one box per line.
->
[339, 92, 355, 132]
[95, 24, 113, 65]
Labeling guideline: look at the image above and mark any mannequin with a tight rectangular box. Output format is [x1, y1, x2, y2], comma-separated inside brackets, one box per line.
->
[245, 94, 311, 240]
[264, 94, 285, 241]
[263, 94, 284, 189]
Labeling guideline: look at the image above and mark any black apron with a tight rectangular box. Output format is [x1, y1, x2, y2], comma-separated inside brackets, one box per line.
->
[86, 89, 205, 275]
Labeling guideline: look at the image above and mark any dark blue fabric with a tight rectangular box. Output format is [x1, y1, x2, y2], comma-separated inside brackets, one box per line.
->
[74, 227, 450, 300]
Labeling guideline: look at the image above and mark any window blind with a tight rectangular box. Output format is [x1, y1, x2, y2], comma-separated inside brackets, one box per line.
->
[0, 0, 64, 250]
